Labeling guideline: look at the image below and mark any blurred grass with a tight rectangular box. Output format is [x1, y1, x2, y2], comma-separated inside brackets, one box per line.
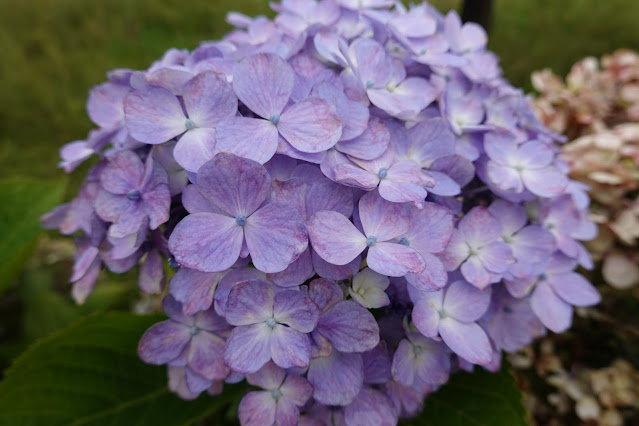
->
[0, 0, 638, 181]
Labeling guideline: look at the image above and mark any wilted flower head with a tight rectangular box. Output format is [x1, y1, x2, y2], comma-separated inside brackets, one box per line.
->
[43, 1, 598, 424]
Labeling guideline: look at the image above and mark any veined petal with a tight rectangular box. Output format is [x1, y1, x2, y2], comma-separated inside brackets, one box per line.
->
[278, 97, 342, 153]
[173, 128, 217, 173]
[183, 72, 237, 127]
[270, 325, 311, 369]
[318, 301, 380, 352]
[438, 318, 492, 365]
[531, 283, 572, 333]
[138, 321, 191, 365]
[358, 191, 412, 242]
[224, 323, 273, 373]
[215, 117, 279, 164]
[308, 350, 363, 406]
[273, 290, 320, 333]
[225, 280, 274, 326]
[124, 86, 186, 144]
[238, 391, 277, 426]
[443, 280, 491, 323]
[367, 242, 425, 277]
[307, 211, 367, 266]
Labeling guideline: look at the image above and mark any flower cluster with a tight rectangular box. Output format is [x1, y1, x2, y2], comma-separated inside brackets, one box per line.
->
[43, 1, 600, 424]
[533, 50, 639, 289]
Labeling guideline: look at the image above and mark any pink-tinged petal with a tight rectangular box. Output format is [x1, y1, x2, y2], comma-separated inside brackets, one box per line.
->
[100, 150, 144, 194]
[411, 298, 440, 338]
[278, 97, 342, 153]
[233, 53, 294, 118]
[246, 361, 285, 390]
[273, 290, 320, 332]
[182, 72, 237, 127]
[344, 387, 397, 426]
[307, 211, 367, 265]
[312, 249, 361, 281]
[438, 318, 492, 365]
[87, 82, 129, 128]
[459, 206, 502, 247]
[336, 117, 389, 160]
[275, 399, 300, 426]
[531, 283, 572, 333]
[244, 202, 309, 273]
[318, 301, 380, 352]
[333, 163, 379, 190]
[368, 77, 438, 118]
[478, 241, 514, 273]
[267, 247, 314, 288]
[169, 268, 221, 315]
[124, 86, 186, 144]
[167, 367, 201, 400]
[239, 391, 277, 426]
[225, 280, 274, 326]
[405, 203, 454, 254]
[306, 178, 354, 218]
[521, 167, 568, 197]
[358, 191, 412, 241]
[405, 252, 447, 291]
[547, 273, 600, 307]
[145, 67, 193, 95]
[168, 212, 243, 273]
[181, 184, 223, 214]
[138, 321, 191, 364]
[461, 256, 500, 290]
[443, 280, 491, 322]
[271, 178, 308, 220]
[307, 278, 344, 313]
[188, 331, 229, 381]
[281, 374, 314, 406]
[367, 242, 425, 277]
[224, 323, 273, 373]
[139, 250, 165, 293]
[270, 325, 311, 368]
[215, 117, 279, 164]
[308, 350, 363, 406]
[173, 128, 217, 173]
[518, 140, 553, 169]
[196, 152, 272, 217]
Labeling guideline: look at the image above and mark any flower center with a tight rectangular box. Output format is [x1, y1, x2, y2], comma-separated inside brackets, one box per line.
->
[399, 237, 410, 246]
[269, 113, 280, 125]
[185, 119, 197, 130]
[366, 236, 377, 247]
[502, 306, 513, 314]
[189, 326, 198, 336]
[438, 309, 448, 319]
[271, 389, 282, 400]
[378, 167, 388, 179]
[236, 215, 247, 226]
[266, 317, 277, 328]
[126, 189, 141, 201]
[365, 79, 375, 89]
[413, 345, 423, 356]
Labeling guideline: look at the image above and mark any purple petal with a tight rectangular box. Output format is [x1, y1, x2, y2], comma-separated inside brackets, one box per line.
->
[443, 280, 491, 322]
[87, 82, 129, 128]
[215, 117, 279, 164]
[306, 179, 354, 218]
[271, 178, 308, 220]
[531, 283, 572, 333]
[459, 206, 502, 247]
[438, 318, 492, 365]
[368, 77, 438, 118]
[169, 268, 220, 315]
[521, 167, 568, 197]
[280, 374, 314, 406]
[275, 399, 300, 426]
[124, 86, 185, 144]
[225, 280, 274, 326]
[138, 321, 191, 365]
[344, 387, 397, 426]
[336, 117, 389, 160]
[173, 128, 217, 173]
[307, 278, 344, 312]
[312, 249, 361, 281]
[224, 323, 273, 373]
[246, 361, 285, 390]
[486, 162, 524, 193]
[100, 150, 144, 194]
[181, 184, 222, 214]
[244, 202, 309, 273]
[318, 301, 380, 352]
[405, 252, 447, 291]
[267, 247, 314, 288]
[411, 298, 440, 338]
[273, 290, 320, 332]
[367, 242, 425, 277]
[308, 350, 363, 406]
[185, 367, 213, 393]
[233, 53, 294, 118]
[239, 391, 277, 426]
[168, 212, 243, 273]
[278, 98, 342, 153]
[547, 273, 600, 307]
[460, 255, 501, 290]
[214, 268, 266, 317]
[188, 331, 229, 381]
[270, 325, 311, 368]
[139, 250, 165, 293]
[358, 191, 411, 242]
[404, 203, 454, 254]
[182, 72, 237, 127]
[342, 100, 370, 141]
[307, 211, 367, 265]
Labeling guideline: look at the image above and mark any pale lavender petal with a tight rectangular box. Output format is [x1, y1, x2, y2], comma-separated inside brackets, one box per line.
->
[367, 242, 425, 277]
[390, 339, 415, 386]
[224, 323, 273, 373]
[168, 212, 243, 273]
[239, 391, 277, 426]
[411, 298, 440, 338]
[405, 252, 447, 291]
[336, 117, 389, 160]
[318, 301, 380, 352]
[138, 321, 191, 364]
[188, 331, 229, 381]
[169, 268, 221, 315]
[426, 171, 461, 196]
[521, 167, 568, 197]
[275, 399, 300, 426]
[87, 82, 129, 128]
[273, 290, 320, 332]
[404, 203, 454, 254]
[486, 162, 523, 193]
[270, 325, 311, 368]
[488, 200, 527, 236]
[547, 273, 600, 307]
[246, 361, 285, 390]
[308, 350, 363, 406]
[531, 283, 572, 333]
[196, 152, 271, 217]
[124, 86, 185, 143]
[307, 211, 367, 265]
[460, 255, 501, 290]
[477, 241, 514, 274]
[225, 280, 274, 326]
[378, 178, 428, 208]
[438, 318, 492, 365]
[233, 53, 294, 118]
[100, 150, 144, 194]
[244, 202, 309, 273]
[358, 191, 412, 242]
[333, 163, 379, 190]
[182, 72, 237, 127]
[271, 178, 308, 219]
[278, 97, 342, 153]
[368, 77, 437, 118]
[342, 100, 370, 141]
[215, 117, 279, 164]
[443, 280, 491, 322]
[173, 128, 217, 173]
[459, 206, 503, 247]
[280, 374, 314, 406]
[518, 140, 553, 169]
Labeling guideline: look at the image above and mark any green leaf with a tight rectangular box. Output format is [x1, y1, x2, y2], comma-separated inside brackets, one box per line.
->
[0, 176, 67, 294]
[406, 363, 529, 426]
[0, 313, 241, 426]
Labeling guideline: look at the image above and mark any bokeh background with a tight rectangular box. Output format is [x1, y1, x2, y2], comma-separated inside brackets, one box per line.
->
[1, 0, 639, 423]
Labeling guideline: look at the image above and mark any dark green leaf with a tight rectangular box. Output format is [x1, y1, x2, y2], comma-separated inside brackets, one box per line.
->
[0, 313, 241, 426]
[406, 363, 528, 426]
[0, 177, 66, 294]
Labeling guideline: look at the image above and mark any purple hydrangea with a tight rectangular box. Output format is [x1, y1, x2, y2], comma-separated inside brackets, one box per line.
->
[43, 1, 600, 425]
